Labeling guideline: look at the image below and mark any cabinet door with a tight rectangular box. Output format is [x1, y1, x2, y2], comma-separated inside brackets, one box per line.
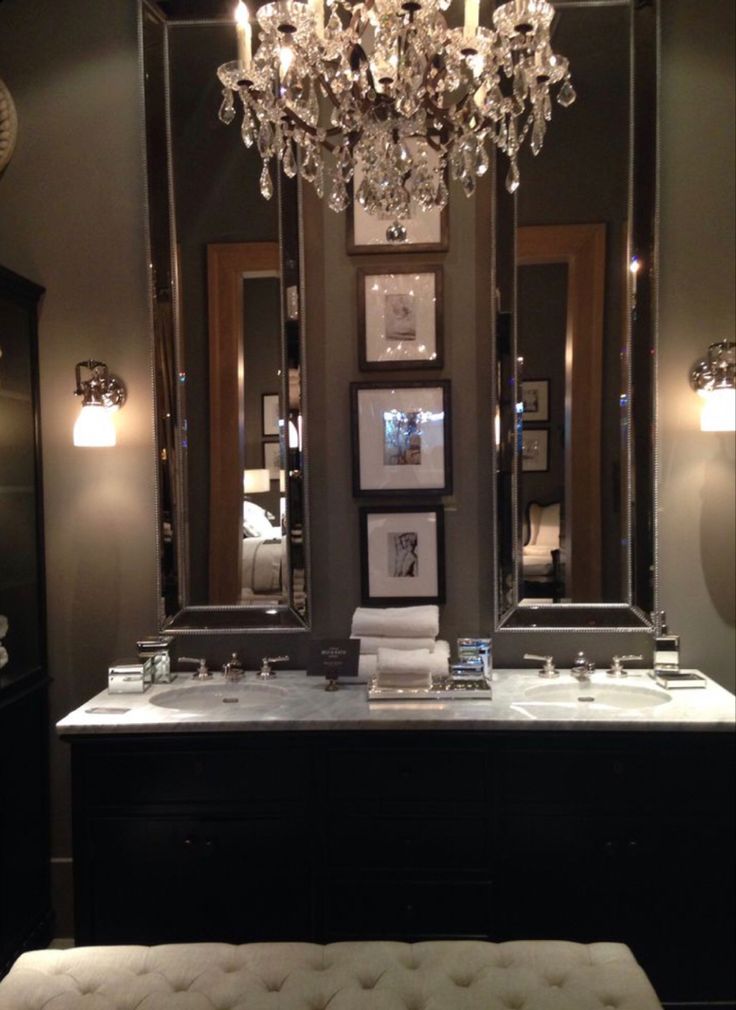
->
[628, 816, 736, 1003]
[498, 813, 621, 942]
[80, 815, 311, 944]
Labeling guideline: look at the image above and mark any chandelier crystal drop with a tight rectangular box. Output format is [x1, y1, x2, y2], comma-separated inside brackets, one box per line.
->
[217, 0, 575, 227]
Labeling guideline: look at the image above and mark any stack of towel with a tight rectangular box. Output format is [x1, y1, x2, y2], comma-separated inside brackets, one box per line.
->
[351, 606, 449, 687]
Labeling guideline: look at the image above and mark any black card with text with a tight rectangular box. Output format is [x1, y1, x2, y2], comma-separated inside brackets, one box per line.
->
[307, 638, 360, 680]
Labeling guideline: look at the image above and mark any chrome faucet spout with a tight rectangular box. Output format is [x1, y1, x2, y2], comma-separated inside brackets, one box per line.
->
[570, 651, 595, 683]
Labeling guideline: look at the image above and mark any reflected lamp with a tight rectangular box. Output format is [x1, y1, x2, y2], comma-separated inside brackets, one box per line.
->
[73, 360, 126, 447]
[690, 341, 735, 432]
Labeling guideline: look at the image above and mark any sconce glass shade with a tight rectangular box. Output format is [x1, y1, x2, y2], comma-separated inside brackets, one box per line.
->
[699, 388, 735, 432]
[690, 340, 735, 432]
[243, 468, 270, 494]
[73, 403, 117, 447]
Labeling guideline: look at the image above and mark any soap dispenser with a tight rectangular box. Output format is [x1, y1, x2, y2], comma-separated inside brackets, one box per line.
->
[653, 611, 680, 673]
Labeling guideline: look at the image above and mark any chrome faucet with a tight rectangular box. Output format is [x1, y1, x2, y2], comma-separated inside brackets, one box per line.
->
[222, 652, 245, 683]
[571, 650, 595, 683]
[259, 655, 289, 678]
[178, 656, 211, 680]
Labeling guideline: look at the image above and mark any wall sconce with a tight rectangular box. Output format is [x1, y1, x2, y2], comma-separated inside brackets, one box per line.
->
[73, 360, 126, 447]
[243, 468, 270, 496]
[690, 340, 735, 432]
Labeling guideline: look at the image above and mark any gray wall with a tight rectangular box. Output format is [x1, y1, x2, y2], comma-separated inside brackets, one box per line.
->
[0, 0, 159, 933]
[658, 0, 735, 682]
[0, 0, 733, 935]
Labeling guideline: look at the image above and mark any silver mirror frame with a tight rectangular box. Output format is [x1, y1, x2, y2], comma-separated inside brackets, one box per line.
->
[493, 0, 659, 634]
[139, 3, 311, 635]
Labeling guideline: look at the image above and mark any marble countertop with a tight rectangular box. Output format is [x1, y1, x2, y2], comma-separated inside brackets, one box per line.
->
[56, 668, 736, 736]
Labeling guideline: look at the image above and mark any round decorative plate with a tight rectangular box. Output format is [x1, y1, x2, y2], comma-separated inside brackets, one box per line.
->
[0, 78, 18, 172]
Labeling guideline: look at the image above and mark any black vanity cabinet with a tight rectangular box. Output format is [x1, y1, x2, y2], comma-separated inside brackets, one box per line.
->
[0, 266, 52, 975]
[66, 728, 734, 1004]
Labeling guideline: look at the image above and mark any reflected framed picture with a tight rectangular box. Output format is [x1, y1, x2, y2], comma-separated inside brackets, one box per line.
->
[261, 393, 279, 436]
[347, 143, 449, 254]
[358, 266, 443, 370]
[351, 381, 452, 496]
[521, 379, 549, 422]
[522, 429, 549, 472]
[262, 441, 281, 480]
[360, 505, 445, 604]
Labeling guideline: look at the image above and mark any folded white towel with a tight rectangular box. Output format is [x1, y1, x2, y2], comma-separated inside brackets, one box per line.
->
[351, 636, 438, 655]
[351, 605, 440, 639]
[377, 647, 432, 675]
[359, 640, 449, 681]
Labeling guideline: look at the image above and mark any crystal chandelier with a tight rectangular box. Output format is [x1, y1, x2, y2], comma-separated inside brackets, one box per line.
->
[217, 0, 575, 225]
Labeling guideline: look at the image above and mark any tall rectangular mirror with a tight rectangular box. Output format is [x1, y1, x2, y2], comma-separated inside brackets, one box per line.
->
[495, 0, 657, 631]
[142, 1, 309, 632]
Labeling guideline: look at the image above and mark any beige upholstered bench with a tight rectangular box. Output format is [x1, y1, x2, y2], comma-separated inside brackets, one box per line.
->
[0, 940, 663, 1009]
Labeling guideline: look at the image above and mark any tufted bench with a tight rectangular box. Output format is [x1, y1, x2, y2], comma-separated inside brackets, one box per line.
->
[0, 940, 663, 1009]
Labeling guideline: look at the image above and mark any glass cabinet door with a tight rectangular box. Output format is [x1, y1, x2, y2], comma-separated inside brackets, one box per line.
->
[0, 265, 45, 687]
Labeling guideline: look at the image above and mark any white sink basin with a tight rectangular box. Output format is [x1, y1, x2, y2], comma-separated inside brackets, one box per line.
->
[151, 682, 289, 711]
[523, 680, 671, 710]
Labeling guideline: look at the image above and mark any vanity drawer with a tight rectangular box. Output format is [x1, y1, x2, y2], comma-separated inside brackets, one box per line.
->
[327, 810, 492, 869]
[323, 876, 493, 939]
[326, 746, 488, 802]
[498, 746, 649, 812]
[77, 743, 309, 806]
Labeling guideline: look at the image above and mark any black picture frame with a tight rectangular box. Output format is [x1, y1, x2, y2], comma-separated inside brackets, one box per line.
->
[521, 378, 550, 422]
[357, 265, 444, 371]
[350, 380, 452, 497]
[359, 505, 445, 605]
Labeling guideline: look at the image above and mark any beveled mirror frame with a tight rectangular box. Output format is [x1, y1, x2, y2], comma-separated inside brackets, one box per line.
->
[140, 2, 311, 634]
[494, 0, 658, 633]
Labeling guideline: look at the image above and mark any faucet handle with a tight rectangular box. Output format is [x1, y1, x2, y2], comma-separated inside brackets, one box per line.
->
[178, 656, 210, 680]
[607, 654, 643, 678]
[259, 654, 289, 678]
[524, 653, 559, 679]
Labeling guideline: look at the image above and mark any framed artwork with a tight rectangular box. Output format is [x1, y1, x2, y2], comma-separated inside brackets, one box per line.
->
[261, 393, 279, 436]
[360, 505, 445, 605]
[262, 441, 281, 481]
[351, 381, 452, 496]
[521, 379, 549, 422]
[358, 266, 443, 370]
[522, 429, 549, 472]
[347, 143, 449, 254]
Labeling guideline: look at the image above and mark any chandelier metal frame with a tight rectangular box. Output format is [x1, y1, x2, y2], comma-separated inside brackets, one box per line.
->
[217, 0, 575, 225]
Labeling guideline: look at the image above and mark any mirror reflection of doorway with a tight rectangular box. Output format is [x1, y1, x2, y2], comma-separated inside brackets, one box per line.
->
[518, 224, 606, 602]
[207, 242, 283, 604]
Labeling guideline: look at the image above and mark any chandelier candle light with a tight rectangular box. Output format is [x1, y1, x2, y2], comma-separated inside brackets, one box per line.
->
[217, 0, 575, 232]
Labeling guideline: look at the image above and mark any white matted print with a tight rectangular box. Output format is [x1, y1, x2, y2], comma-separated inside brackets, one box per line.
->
[359, 267, 442, 369]
[351, 381, 452, 496]
[261, 393, 280, 436]
[360, 506, 445, 604]
[262, 441, 280, 480]
[348, 143, 448, 253]
[521, 429, 549, 472]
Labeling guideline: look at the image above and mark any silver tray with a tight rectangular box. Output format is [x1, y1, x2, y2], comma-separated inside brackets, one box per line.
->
[368, 676, 492, 702]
